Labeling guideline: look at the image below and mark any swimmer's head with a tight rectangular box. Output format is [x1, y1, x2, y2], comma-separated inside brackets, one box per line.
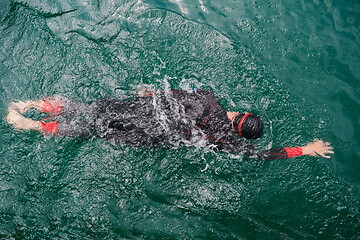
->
[233, 113, 264, 139]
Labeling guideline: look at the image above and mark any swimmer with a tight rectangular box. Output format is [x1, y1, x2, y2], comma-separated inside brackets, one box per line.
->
[6, 89, 333, 160]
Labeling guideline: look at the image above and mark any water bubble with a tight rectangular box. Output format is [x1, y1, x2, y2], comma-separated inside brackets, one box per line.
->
[344, 144, 351, 151]
[346, 16, 355, 24]
[309, 34, 323, 47]
[325, 65, 336, 75]
[306, 18, 315, 27]
[308, 51, 321, 60]
[334, 140, 342, 147]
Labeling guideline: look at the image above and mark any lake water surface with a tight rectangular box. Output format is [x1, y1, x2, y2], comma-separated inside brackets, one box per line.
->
[0, 0, 359, 239]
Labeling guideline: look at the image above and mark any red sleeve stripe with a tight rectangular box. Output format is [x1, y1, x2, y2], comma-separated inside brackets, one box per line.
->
[40, 121, 59, 134]
[284, 147, 303, 158]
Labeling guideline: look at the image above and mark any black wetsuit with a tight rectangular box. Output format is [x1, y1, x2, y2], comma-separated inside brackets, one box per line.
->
[50, 90, 291, 160]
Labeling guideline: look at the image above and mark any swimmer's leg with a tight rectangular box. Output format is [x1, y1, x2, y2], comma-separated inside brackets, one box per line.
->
[12, 95, 89, 117]
[9, 96, 64, 115]
[6, 102, 43, 131]
[7, 96, 92, 134]
[40, 95, 93, 117]
[7, 101, 94, 137]
[7, 101, 60, 134]
[55, 118, 95, 138]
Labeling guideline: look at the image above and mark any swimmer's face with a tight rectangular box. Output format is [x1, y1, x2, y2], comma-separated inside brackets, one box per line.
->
[227, 112, 264, 139]
[226, 112, 240, 132]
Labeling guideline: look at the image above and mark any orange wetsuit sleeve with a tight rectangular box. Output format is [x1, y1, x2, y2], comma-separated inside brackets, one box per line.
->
[284, 147, 303, 158]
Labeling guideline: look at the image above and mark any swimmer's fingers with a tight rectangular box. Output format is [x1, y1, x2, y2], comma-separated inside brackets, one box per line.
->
[302, 140, 334, 158]
[322, 142, 334, 158]
[315, 143, 334, 159]
[315, 151, 333, 159]
[323, 149, 335, 158]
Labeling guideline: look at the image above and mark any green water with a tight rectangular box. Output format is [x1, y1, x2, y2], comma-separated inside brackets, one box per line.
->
[0, 0, 359, 239]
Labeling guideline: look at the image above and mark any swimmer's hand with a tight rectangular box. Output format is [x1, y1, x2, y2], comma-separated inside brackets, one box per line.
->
[301, 140, 334, 158]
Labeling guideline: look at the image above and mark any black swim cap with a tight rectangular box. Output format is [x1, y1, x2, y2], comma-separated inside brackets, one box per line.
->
[233, 113, 264, 139]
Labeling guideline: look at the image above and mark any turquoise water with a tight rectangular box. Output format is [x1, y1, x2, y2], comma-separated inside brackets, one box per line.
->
[0, 0, 359, 239]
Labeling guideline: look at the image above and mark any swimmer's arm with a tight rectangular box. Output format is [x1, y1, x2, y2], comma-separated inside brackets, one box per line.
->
[224, 139, 333, 160]
[248, 140, 334, 160]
